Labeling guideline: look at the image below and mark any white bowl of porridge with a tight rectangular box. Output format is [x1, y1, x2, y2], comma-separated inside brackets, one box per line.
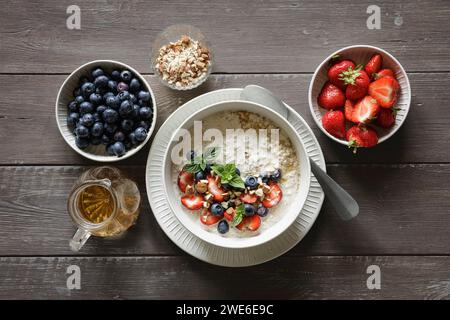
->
[162, 100, 310, 249]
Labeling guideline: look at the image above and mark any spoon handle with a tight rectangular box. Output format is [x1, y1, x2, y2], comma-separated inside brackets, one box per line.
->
[309, 159, 359, 220]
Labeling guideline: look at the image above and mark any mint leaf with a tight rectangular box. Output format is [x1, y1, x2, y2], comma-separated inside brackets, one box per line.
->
[232, 204, 244, 226]
[229, 175, 245, 189]
[184, 163, 202, 173]
[203, 147, 219, 163]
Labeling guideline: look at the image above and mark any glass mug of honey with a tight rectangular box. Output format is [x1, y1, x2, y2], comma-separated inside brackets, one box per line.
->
[67, 166, 141, 251]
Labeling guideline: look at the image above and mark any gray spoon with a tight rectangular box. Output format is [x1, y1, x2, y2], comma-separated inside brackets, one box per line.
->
[241, 85, 359, 221]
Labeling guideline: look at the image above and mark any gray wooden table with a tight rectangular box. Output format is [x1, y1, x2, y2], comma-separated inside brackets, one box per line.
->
[1, 0, 450, 299]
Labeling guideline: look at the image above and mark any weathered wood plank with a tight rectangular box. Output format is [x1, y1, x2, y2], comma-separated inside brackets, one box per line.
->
[0, 73, 447, 164]
[0, 256, 449, 299]
[1, 165, 449, 256]
[1, 0, 450, 73]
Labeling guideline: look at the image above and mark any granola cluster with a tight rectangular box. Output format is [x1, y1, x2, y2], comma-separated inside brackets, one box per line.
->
[154, 35, 211, 88]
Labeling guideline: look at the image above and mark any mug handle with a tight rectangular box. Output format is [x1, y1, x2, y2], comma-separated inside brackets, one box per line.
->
[69, 228, 91, 252]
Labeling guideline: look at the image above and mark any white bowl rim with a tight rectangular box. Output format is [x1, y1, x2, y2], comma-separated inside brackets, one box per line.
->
[161, 99, 311, 249]
[55, 59, 157, 162]
[308, 44, 411, 146]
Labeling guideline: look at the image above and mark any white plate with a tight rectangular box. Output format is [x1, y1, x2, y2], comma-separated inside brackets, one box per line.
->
[145, 88, 325, 267]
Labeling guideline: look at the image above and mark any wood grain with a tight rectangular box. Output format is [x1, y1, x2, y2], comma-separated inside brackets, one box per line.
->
[1, 256, 449, 299]
[1, 0, 450, 73]
[1, 165, 449, 256]
[0, 73, 448, 165]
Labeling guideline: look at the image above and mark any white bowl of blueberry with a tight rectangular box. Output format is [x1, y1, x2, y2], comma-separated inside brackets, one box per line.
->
[55, 60, 157, 161]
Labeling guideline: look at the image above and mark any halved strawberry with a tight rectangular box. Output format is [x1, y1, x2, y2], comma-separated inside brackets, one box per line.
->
[200, 209, 221, 225]
[178, 170, 194, 193]
[236, 215, 261, 231]
[207, 175, 225, 202]
[224, 208, 235, 221]
[240, 192, 258, 204]
[364, 54, 382, 77]
[262, 182, 283, 208]
[181, 194, 204, 210]
[344, 99, 357, 123]
[368, 76, 400, 108]
[374, 68, 394, 80]
[353, 96, 380, 124]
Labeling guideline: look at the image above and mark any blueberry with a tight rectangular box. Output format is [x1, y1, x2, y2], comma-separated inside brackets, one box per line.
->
[114, 131, 125, 142]
[81, 82, 95, 98]
[204, 164, 212, 174]
[270, 169, 282, 182]
[107, 80, 118, 92]
[244, 204, 255, 216]
[95, 87, 107, 95]
[101, 134, 110, 145]
[75, 95, 84, 105]
[117, 90, 130, 101]
[67, 112, 79, 128]
[235, 168, 241, 176]
[96, 105, 107, 115]
[91, 137, 102, 145]
[260, 172, 270, 184]
[104, 123, 118, 136]
[138, 99, 149, 107]
[92, 113, 101, 122]
[75, 137, 90, 149]
[67, 101, 78, 112]
[256, 205, 269, 217]
[217, 220, 229, 234]
[245, 176, 258, 190]
[211, 203, 224, 217]
[91, 122, 104, 137]
[105, 95, 120, 110]
[131, 104, 140, 118]
[221, 183, 230, 191]
[195, 171, 206, 181]
[106, 144, 115, 156]
[117, 82, 129, 92]
[79, 101, 94, 114]
[111, 70, 121, 81]
[134, 127, 147, 142]
[89, 93, 102, 105]
[139, 106, 152, 120]
[91, 68, 104, 78]
[80, 113, 94, 127]
[120, 70, 133, 83]
[102, 108, 119, 124]
[138, 90, 151, 102]
[128, 132, 138, 145]
[94, 75, 109, 88]
[103, 91, 115, 101]
[186, 150, 196, 160]
[112, 141, 126, 156]
[129, 78, 141, 92]
[129, 93, 137, 104]
[119, 100, 133, 117]
[121, 119, 134, 132]
[75, 125, 89, 138]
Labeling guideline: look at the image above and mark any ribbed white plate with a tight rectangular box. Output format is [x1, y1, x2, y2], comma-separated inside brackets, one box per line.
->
[145, 89, 325, 267]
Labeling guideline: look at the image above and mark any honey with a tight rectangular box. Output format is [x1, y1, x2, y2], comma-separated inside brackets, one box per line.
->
[78, 185, 114, 224]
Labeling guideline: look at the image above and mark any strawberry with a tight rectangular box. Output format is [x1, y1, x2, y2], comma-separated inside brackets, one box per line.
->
[240, 192, 258, 204]
[374, 68, 394, 80]
[224, 207, 235, 221]
[327, 59, 356, 89]
[376, 108, 396, 128]
[344, 99, 357, 123]
[322, 110, 346, 139]
[340, 66, 370, 101]
[353, 96, 380, 124]
[207, 175, 225, 202]
[317, 82, 345, 110]
[236, 215, 261, 231]
[346, 125, 379, 152]
[177, 170, 194, 193]
[368, 76, 400, 108]
[262, 182, 283, 208]
[200, 209, 221, 225]
[364, 54, 382, 77]
[181, 194, 204, 210]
